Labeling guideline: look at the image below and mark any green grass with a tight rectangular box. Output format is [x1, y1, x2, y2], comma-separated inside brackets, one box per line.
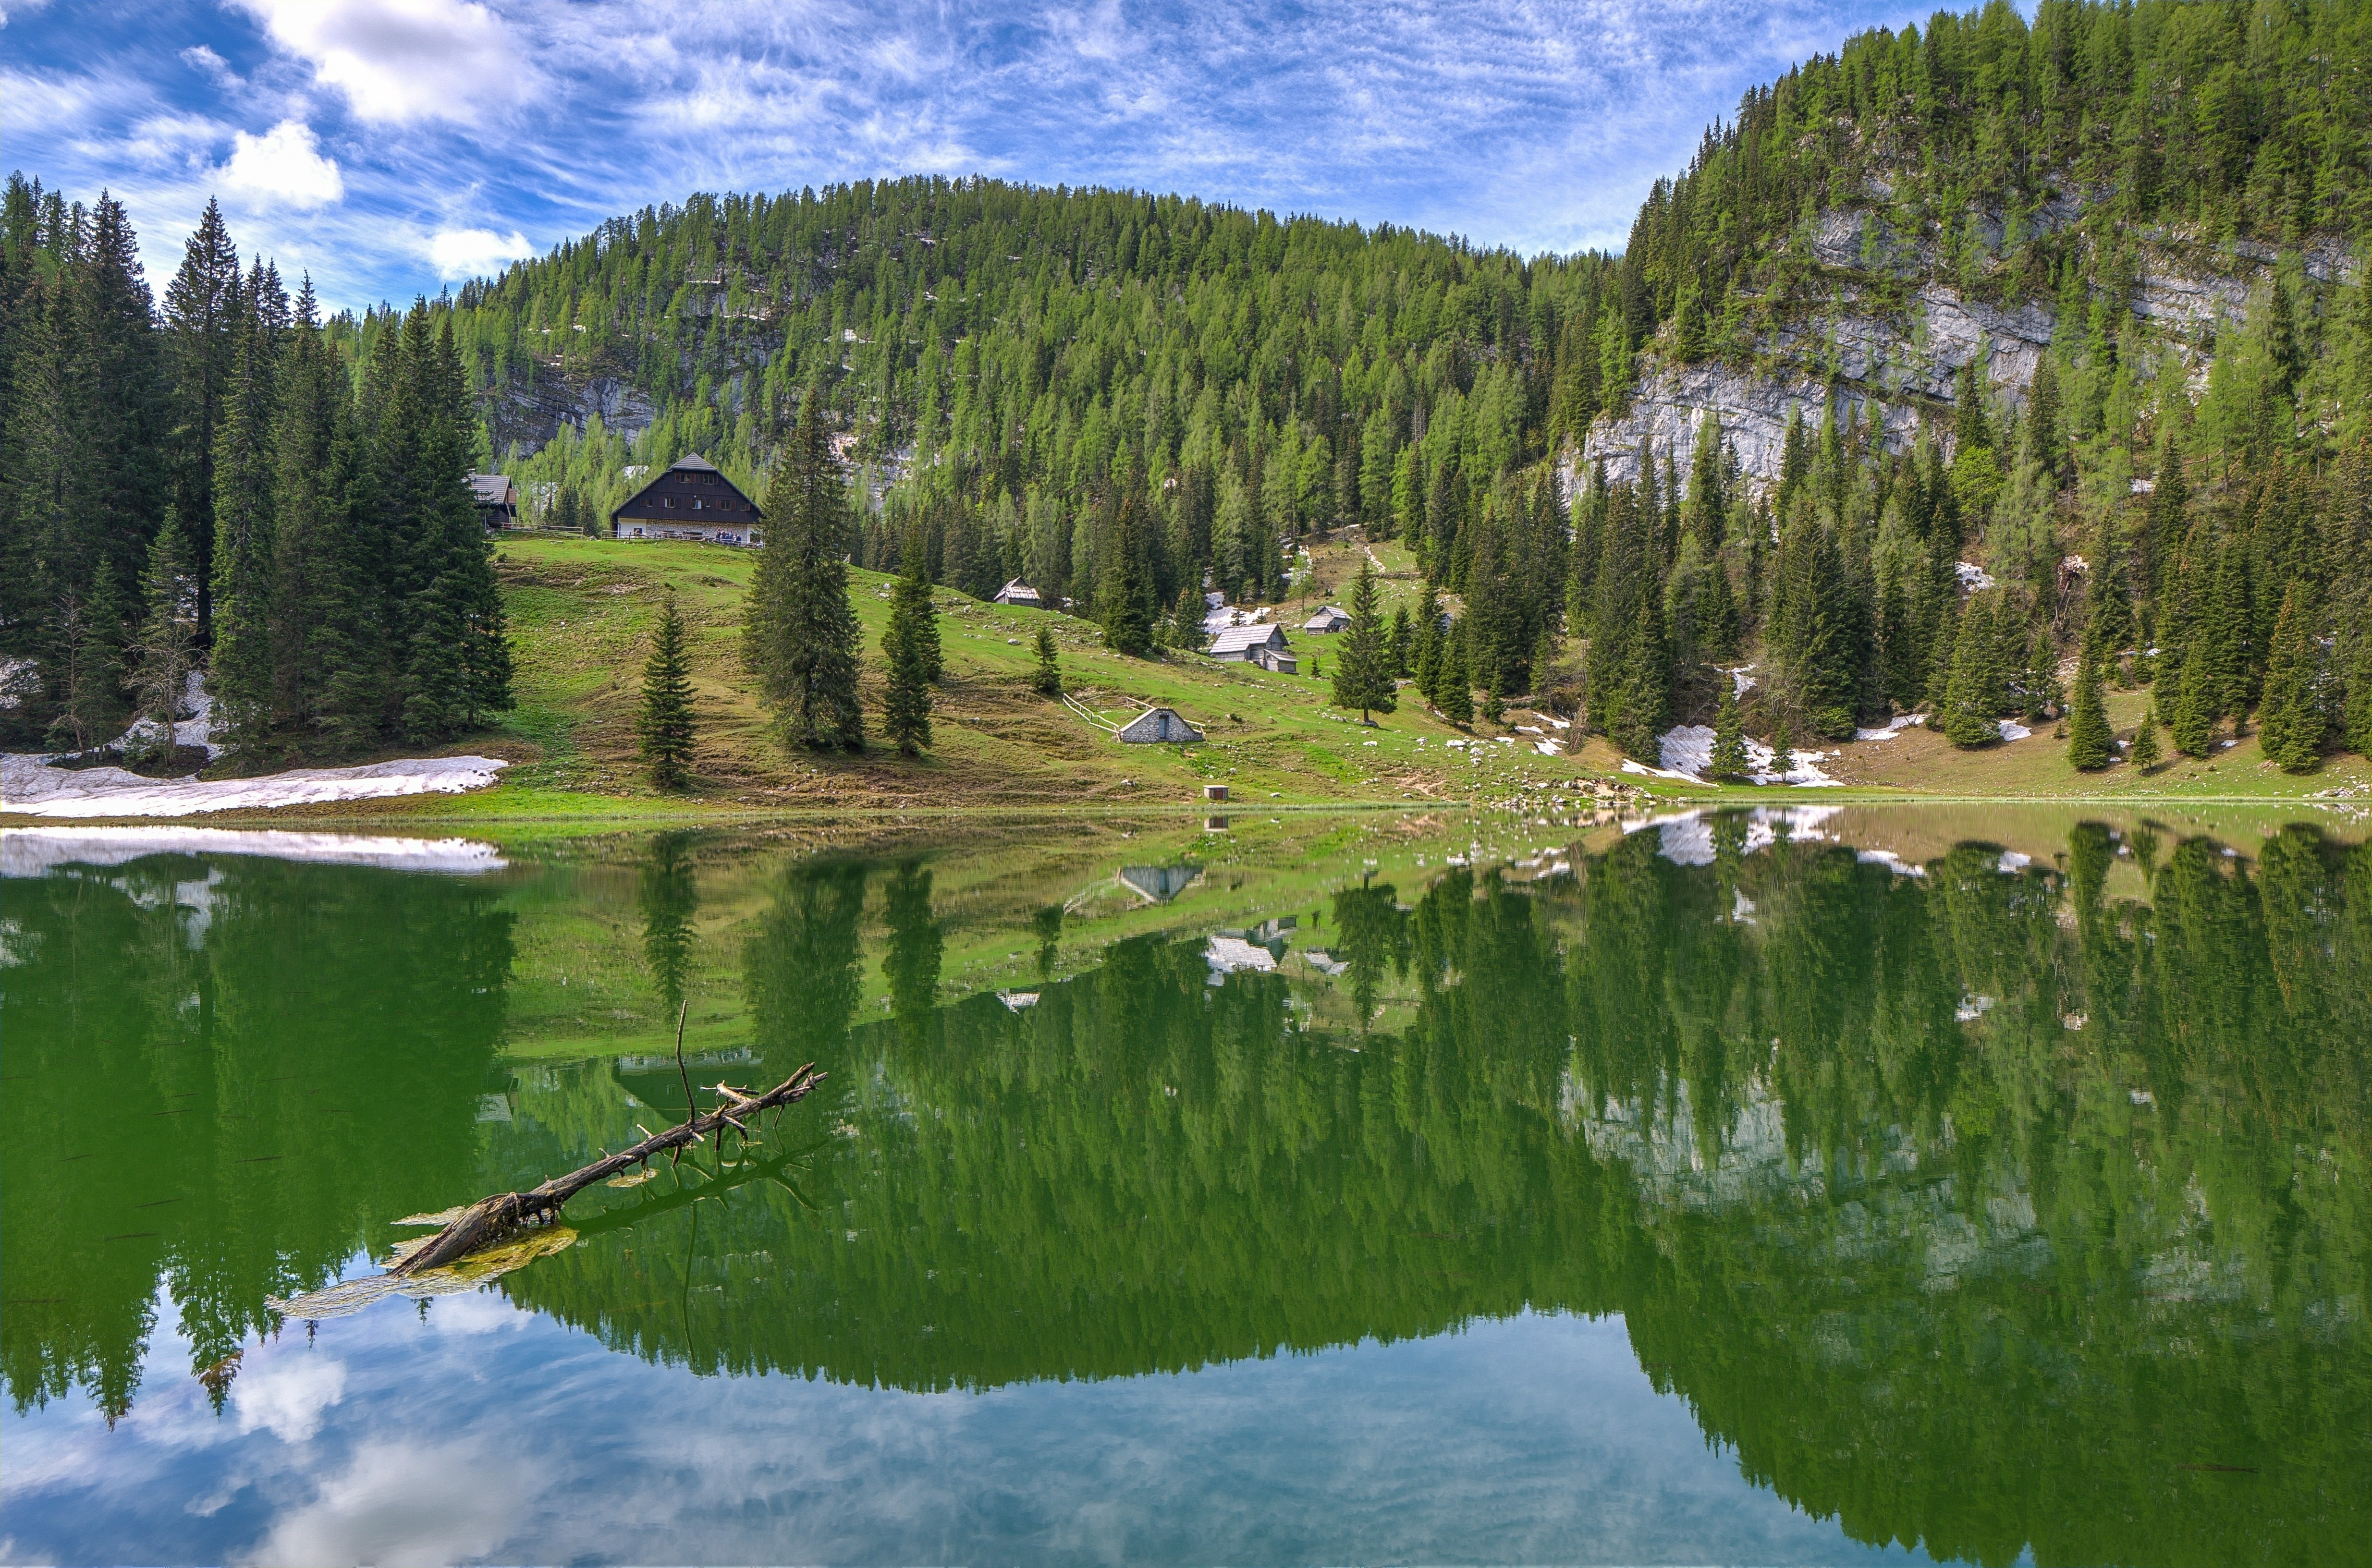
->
[27, 529, 2356, 829]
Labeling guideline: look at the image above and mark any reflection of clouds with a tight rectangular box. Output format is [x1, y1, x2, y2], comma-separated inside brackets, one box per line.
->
[421, 1288, 533, 1337]
[249, 1441, 524, 1568]
[6, 1298, 1905, 1565]
[233, 1353, 347, 1443]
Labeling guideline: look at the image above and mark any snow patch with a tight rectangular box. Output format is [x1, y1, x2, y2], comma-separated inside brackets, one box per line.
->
[1956, 561, 1996, 592]
[1854, 715, 1924, 741]
[1659, 723, 1841, 786]
[1, 827, 506, 878]
[2, 751, 509, 819]
[1997, 718, 2032, 741]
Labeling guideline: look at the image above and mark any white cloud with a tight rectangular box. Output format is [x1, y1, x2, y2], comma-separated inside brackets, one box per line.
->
[233, 0, 521, 124]
[218, 119, 345, 209]
[179, 44, 245, 89]
[231, 1352, 348, 1443]
[428, 225, 533, 279]
[248, 1440, 525, 1567]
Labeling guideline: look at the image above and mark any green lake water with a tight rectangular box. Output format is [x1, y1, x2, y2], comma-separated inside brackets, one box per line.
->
[2, 806, 2365, 1566]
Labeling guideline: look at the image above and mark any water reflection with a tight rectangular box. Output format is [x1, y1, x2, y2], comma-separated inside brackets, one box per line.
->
[3, 814, 2366, 1564]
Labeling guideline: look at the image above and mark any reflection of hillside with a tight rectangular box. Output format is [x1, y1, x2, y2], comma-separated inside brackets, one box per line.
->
[503, 827, 2370, 1566]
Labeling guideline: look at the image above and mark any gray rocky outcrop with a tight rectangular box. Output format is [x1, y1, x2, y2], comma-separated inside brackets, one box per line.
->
[1577, 201, 2353, 495]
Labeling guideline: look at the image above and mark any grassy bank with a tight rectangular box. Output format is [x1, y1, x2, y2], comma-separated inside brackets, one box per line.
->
[450, 531, 2368, 816]
[11, 529, 2366, 829]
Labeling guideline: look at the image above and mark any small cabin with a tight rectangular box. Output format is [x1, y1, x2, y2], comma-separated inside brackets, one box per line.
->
[612, 453, 765, 546]
[1116, 706, 1203, 744]
[469, 473, 519, 531]
[993, 579, 1044, 608]
[1206, 622, 1298, 672]
[1302, 606, 1350, 633]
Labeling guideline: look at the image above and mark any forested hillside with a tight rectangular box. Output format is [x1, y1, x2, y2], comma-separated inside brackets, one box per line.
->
[6, 0, 2372, 784]
[436, 0, 2372, 773]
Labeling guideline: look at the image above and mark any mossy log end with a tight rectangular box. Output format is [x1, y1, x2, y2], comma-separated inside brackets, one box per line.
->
[390, 1063, 827, 1276]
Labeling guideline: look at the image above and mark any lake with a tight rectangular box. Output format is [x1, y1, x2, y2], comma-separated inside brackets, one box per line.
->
[3, 806, 2365, 1566]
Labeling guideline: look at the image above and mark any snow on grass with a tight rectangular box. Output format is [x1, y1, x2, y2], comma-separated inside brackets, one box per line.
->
[1956, 561, 1996, 592]
[1657, 724, 1842, 786]
[1, 751, 508, 819]
[1997, 719, 2033, 741]
[1854, 715, 1924, 741]
[2, 827, 507, 877]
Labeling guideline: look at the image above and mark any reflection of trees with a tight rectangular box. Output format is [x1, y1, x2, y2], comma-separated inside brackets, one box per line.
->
[0, 857, 513, 1420]
[882, 862, 941, 1051]
[637, 833, 700, 1020]
[511, 827, 2369, 1566]
[740, 859, 866, 1071]
[1329, 879, 1407, 1028]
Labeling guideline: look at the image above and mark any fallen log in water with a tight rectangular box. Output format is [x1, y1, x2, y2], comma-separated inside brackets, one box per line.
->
[390, 1059, 827, 1277]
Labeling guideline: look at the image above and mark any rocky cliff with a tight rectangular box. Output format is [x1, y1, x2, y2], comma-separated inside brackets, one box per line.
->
[1575, 198, 2352, 492]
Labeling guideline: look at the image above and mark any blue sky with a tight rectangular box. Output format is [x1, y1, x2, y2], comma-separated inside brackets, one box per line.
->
[4, 0, 1958, 314]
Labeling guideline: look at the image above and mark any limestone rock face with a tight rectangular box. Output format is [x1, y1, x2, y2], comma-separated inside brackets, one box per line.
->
[1576, 202, 2343, 493]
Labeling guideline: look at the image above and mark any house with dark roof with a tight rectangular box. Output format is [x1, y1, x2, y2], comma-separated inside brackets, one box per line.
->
[611, 454, 765, 546]
[1302, 605, 1350, 633]
[468, 473, 519, 531]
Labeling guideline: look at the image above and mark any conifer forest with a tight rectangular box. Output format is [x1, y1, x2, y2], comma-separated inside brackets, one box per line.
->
[6, 0, 2372, 773]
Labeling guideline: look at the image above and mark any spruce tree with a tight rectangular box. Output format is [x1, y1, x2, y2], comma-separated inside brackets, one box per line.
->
[1769, 714, 1796, 780]
[2256, 582, 2325, 771]
[1032, 624, 1062, 697]
[125, 509, 199, 763]
[2130, 698, 2164, 772]
[163, 197, 241, 636]
[1388, 604, 1413, 677]
[1436, 628, 1473, 725]
[2171, 640, 2221, 755]
[883, 536, 937, 755]
[636, 587, 697, 787]
[2066, 634, 2113, 769]
[1331, 560, 1396, 722]
[1413, 583, 1442, 702]
[1709, 680, 1749, 780]
[206, 286, 281, 757]
[1940, 596, 2003, 747]
[44, 586, 119, 755]
[745, 400, 865, 750]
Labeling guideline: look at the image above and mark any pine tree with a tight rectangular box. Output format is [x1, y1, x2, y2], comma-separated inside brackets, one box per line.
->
[1388, 604, 1413, 677]
[206, 284, 281, 757]
[746, 400, 865, 751]
[1032, 624, 1062, 697]
[1331, 560, 1396, 722]
[1412, 583, 1442, 702]
[1709, 679, 1749, 780]
[882, 535, 936, 755]
[124, 509, 199, 763]
[1436, 629, 1473, 725]
[1940, 596, 2003, 747]
[44, 585, 120, 755]
[1769, 714, 1796, 780]
[636, 587, 697, 787]
[2171, 637, 2221, 756]
[2256, 582, 2325, 771]
[163, 197, 240, 637]
[2130, 699, 2164, 772]
[2066, 634, 2113, 769]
